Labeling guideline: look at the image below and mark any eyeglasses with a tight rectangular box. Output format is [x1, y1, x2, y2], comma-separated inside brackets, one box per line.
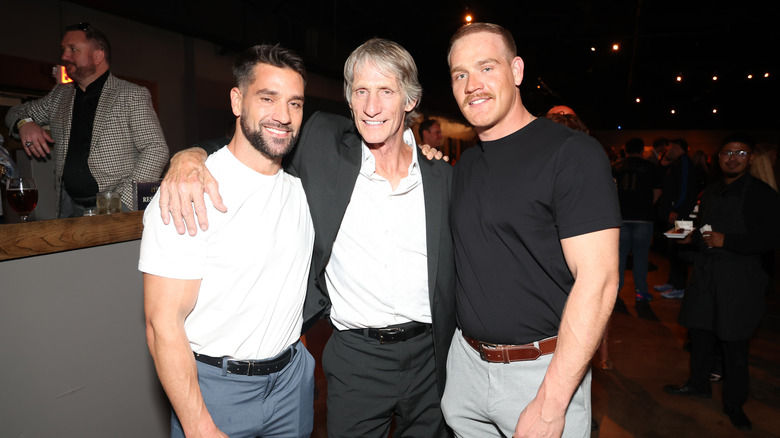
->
[719, 150, 751, 159]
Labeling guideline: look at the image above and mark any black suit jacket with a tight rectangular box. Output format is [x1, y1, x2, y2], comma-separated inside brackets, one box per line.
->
[285, 111, 456, 396]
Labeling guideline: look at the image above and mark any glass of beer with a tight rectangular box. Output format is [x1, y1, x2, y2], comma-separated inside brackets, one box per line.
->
[5, 177, 38, 222]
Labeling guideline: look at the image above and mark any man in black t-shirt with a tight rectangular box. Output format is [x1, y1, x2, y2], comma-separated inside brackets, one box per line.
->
[613, 138, 662, 302]
[440, 23, 621, 438]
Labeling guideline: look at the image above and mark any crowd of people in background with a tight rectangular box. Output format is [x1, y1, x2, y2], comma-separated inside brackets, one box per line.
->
[543, 107, 780, 432]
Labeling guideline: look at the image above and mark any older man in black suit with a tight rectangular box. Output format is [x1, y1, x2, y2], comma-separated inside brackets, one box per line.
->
[156, 39, 455, 438]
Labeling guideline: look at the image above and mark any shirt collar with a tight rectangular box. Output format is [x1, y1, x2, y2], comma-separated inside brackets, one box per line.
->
[359, 128, 420, 177]
[76, 70, 110, 95]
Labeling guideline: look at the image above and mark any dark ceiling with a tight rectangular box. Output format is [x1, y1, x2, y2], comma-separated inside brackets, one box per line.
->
[72, 0, 779, 131]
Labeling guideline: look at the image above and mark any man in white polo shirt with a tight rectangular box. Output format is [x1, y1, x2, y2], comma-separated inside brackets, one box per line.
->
[139, 44, 314, 438]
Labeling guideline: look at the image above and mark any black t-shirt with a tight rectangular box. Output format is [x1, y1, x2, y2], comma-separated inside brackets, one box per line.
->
[612, 156, 662, 221]
[451, 118, 621, 345]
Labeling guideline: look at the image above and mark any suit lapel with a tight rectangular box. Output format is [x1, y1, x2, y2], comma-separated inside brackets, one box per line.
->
[92, 74, 117, 149]
[419, 149, 443, 302]
[318, 130, 362, 275]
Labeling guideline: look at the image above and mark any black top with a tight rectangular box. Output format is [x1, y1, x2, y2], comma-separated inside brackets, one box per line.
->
[657, 154, 700, 222]
[61, 70, 110, 203]
[451, 118, 622, 345]
[612, 156, 662, 221]
[694, 173, 780, 255]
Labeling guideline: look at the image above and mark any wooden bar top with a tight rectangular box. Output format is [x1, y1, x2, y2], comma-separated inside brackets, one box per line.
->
[0, 211, 144, 261]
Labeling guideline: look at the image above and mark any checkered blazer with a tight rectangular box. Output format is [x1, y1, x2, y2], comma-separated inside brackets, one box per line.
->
[5, 73, 169, 213]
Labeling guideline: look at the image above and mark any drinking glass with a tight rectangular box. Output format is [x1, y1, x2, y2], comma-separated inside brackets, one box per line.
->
[5, 177, 38, 222]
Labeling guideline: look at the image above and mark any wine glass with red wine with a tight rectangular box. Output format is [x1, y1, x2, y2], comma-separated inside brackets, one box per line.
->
[5, 177, 38, 222]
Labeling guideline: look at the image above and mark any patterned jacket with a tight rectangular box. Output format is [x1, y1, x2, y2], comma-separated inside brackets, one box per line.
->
[5, 73, 169, 213]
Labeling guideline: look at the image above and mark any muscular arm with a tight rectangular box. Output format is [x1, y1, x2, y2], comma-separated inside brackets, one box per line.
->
[514, 227, 619, 438]
[158, 147, 224, 235]
[144, 274, 227, 438]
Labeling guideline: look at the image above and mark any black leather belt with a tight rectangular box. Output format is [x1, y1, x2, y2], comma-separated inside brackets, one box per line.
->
[352, 322, 431, 344]
[194, 347, 293, 376]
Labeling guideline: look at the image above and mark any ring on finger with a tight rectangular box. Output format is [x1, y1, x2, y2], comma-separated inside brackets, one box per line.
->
[25, 141, 33, 147]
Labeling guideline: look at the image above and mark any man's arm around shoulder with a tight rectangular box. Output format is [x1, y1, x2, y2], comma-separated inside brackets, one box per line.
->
[514, 227, 619, 438]
[144, 274, 227, 438]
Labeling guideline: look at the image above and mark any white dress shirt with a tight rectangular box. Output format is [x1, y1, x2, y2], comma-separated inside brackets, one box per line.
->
[326, 130, 430, 330]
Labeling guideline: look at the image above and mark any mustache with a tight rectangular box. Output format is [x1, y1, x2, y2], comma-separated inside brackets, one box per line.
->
[462, 93, 494, 107]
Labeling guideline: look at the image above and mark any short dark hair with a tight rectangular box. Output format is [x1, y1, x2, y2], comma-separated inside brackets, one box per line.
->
[448, 22, 517, 67]
[64, 22, 112, 64]
[233, 44, 306, 91]
[418, 119, 439, 139]
[670, 138, 689, 152]
[721, 133, 756, 151]
[624, 137, 645, 155]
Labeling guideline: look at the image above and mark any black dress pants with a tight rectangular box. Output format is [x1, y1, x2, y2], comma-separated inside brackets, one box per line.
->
[688, 328, 750, 406]
[322, 326, 449, 438]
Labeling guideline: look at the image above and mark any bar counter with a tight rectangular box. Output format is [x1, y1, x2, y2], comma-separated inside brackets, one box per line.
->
[0, 212, 169, 437]
[0, 211, 144, 261]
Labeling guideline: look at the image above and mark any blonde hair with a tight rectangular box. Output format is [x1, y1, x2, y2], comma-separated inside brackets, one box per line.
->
[750, 147, 778, 191]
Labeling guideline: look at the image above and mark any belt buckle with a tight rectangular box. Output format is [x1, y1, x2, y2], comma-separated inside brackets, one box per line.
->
[478, 341, 500, 362]
[378, 327, 402, 344]
[233, 360, 252, 376]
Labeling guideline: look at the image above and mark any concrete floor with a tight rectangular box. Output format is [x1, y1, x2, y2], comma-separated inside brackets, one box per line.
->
[307, 249, 780, 437]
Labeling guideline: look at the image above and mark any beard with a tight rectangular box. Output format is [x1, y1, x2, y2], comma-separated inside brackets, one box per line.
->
[64, 62, 96, 84]
[240, 116, 298, 159]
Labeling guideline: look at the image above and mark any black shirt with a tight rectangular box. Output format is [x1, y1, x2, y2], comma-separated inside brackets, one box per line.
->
[612, 156, 662, 221]
[451, 118, 621, 344]
[61, 70, 110, 203]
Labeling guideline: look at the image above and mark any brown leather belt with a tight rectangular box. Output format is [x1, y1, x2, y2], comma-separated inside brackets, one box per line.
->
[463, 334, 557, 363]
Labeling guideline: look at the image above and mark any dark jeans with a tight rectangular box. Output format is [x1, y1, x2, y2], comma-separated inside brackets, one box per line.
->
[619, 221, 654, 293]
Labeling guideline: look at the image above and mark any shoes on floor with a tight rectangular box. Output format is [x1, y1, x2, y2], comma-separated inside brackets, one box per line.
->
[723, 404, 752, 431]
[599, 359, 613, 370]
[661, 289, 685, 299]
[663, 383, 712, 398]
[635, 289, 654, 302]
[653, 283, 674, 292]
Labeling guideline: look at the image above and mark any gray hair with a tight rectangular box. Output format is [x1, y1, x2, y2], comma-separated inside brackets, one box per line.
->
[343, 38, 422, 129]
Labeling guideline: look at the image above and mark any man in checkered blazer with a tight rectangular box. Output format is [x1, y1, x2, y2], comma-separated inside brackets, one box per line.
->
[5, 22, 168, 217]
